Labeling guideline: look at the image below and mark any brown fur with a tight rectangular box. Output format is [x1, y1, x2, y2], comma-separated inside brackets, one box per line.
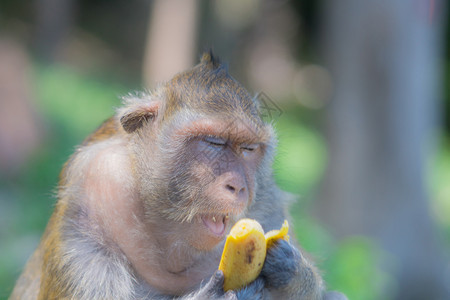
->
[83, 117, 122, 145]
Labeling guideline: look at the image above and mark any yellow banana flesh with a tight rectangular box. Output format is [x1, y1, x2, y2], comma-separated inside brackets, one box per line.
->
[218, 218, 290, 291]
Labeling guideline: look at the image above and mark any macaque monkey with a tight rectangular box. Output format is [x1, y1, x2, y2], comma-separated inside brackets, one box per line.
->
[11, 53, 346, 300]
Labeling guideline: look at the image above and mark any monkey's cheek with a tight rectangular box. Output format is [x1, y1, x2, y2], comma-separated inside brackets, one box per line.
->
[190, 237, 223, 251]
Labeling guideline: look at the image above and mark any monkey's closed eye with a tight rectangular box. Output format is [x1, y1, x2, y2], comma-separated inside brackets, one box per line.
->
[241, 144, 259, 152]
[204, 136, 227, 147]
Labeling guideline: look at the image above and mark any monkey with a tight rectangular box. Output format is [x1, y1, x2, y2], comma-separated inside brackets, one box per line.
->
[10, 52, 347, 300]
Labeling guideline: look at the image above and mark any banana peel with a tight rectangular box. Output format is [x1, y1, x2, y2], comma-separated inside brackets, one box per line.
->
[265, 220, 289, 248]
[218, 219, 290, 291]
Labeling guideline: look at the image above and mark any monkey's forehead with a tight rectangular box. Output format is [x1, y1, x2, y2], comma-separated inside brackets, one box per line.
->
[162, 113, 273, 145]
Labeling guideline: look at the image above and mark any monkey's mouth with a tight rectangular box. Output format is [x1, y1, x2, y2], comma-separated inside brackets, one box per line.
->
[201, 214, 229, 236]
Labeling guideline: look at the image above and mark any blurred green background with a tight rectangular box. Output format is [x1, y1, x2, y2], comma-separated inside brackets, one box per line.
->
[1, 1, 449, 299]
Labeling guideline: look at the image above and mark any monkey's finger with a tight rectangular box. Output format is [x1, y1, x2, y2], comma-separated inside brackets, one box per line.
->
[210, 270, 225, 285]
[196, 270, 228, 298]
[224, 290, 238, 300]
[204, 270, 226, 292]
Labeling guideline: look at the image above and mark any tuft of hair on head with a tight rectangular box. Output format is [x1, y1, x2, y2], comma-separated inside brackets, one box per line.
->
[200, 50, 221, 70]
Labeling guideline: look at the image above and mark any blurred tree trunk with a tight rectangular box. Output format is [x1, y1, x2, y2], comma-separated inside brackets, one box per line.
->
[317, 1, 449, 299]
[0, 39, 42, 176]
[34, 0, 77, 61]
[142, 0, 199, 87]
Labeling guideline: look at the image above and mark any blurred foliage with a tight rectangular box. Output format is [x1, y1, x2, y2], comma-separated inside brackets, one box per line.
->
[429, 138, 450, 246]
[445, 42, 450, 133]
[273, 115, 327, 194]
[324, 237, 395, 300]
[1, 64, 449, 299]
[34, 65, 125, 139]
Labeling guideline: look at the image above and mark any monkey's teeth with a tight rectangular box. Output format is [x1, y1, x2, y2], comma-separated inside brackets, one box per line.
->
[225, 214, 229, 220]
[212, 216, 217, 222]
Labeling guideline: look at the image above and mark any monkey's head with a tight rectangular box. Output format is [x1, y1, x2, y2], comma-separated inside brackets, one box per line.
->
[118, 52, 275, 251]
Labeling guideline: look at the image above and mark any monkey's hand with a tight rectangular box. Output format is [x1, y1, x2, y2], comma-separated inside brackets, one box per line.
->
[235, 277, 265, 300]
[184, 270, 238, 300]
[261, 240, 347, 300]
[261, 239, 300, 289]
[182, 270, 265, 300]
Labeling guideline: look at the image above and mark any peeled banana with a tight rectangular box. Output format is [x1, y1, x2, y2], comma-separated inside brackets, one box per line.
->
[218, 219, 290, 291]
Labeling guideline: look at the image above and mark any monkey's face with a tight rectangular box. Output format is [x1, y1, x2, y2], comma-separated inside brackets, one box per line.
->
[147, 116, 269, 251]
[119, 54, 275, 251]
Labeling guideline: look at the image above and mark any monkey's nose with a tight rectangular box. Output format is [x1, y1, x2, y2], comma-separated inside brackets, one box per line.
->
[225, 182, 248, 203]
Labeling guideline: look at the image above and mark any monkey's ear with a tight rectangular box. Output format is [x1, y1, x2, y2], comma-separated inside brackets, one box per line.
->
[119, 100, 159, 133]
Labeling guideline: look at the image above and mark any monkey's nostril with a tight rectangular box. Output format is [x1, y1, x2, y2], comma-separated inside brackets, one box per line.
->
[226, 184, 247, 198]
[226, 184, 236, 193]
